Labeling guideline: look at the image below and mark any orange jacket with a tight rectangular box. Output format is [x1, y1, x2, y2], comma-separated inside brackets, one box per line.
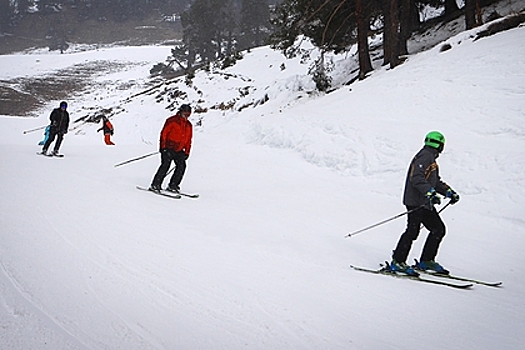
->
[159, 112, 193, 155]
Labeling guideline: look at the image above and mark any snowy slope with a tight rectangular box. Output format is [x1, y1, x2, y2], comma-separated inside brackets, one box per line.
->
[1, 7, 525, 350]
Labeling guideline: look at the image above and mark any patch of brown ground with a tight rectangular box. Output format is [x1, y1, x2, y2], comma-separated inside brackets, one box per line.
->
[0, 60, 137, 117]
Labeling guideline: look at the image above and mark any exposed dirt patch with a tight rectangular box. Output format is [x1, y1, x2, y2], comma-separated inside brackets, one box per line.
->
[0, 85, 41, 116]
[0, 60, 141, 117]
[0, 7, 179, 118]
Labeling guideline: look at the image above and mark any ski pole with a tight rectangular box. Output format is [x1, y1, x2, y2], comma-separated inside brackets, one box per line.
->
[345, 204, 425, 238]
[347, 199, 453, 238]
[22, 125, 48, 134]
[418, 200, 453, 230]
[114, 151, 159, 168]
[436, 201, 452, 214]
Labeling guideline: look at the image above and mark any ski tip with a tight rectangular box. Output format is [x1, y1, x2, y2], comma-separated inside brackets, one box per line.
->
[177, 192, 199, 198]
[485, 281, 503, 288]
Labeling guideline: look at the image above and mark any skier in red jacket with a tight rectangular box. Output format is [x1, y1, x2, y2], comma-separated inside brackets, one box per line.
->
[149, 104, 193, 193]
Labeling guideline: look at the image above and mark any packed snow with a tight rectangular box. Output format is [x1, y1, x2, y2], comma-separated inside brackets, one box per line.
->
[1, 5, 525, 350]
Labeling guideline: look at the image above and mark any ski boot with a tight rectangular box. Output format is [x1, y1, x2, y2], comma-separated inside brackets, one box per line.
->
[387, 260, 419, 276]
[148, 184, 161, 193]
[165, 185, 180, 194]
[415, 260, 449, 275]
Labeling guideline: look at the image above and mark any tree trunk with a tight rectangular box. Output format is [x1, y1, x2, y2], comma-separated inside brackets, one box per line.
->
[444, 0, 460, 17]
[410, 0, 420, 30]
[383, 1, 392, 66]
[356, 0, 373, 79]
[475, 0, 483, 26]
[398, 0, 411, 56]
[465, 0, 478, 29]
[388, 0, 401, 68]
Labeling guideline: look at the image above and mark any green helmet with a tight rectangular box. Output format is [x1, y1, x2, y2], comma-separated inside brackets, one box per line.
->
[424, 131, 445, 151]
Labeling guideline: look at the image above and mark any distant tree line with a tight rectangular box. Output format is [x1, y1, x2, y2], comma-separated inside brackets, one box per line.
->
[0, 0, 193, 33]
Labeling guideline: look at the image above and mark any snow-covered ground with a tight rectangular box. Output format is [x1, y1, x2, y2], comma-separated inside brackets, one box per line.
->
[1, 4, 525, 349]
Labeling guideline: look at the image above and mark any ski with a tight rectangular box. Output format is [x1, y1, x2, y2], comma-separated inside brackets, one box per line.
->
[164, 189, 199, 199]
[350, 265, 473, 289]
[412, 260, 502, 287]
[37, 152, 52, 157]
[416, 270, 502, 287]
[37, 152, 64, 157]
[136, 186, 181, 199]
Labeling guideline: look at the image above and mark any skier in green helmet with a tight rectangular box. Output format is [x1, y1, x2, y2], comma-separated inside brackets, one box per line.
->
[388, 131, 460, 276]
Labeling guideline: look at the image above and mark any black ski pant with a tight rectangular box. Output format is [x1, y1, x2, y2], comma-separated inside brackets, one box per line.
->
[42, 128, 64, 153]
[151, 149, 187, 189]
[392, 206, 446, 264]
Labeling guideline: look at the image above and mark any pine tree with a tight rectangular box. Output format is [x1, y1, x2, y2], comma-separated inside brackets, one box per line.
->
[270, 0, 358, 56]
[465, 0, 482, 29]
[239, 0, 270, 49]
[444, 0, 460, 16]
[356, 0, 372, 79]
[270, 0, 366, 88]
[173, 0, 242, 67]
[0, 0, 13, 32]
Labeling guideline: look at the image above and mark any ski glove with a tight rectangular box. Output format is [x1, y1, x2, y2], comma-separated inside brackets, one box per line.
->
[446, 188, 460, 205]
[426, 188, 441, 205]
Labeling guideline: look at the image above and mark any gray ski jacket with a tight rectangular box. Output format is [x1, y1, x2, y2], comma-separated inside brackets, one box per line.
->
[403, 146, 451, 209]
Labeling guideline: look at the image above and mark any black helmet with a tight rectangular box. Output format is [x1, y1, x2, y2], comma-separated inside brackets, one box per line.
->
[60, 101, 68, 109]
[179, 104, 191, 113]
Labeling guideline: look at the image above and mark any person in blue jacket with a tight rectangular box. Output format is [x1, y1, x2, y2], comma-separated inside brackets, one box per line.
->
[38, 125, 51, 146]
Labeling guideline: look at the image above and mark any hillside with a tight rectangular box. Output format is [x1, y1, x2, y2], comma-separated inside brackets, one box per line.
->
[1, 1, 525, 349]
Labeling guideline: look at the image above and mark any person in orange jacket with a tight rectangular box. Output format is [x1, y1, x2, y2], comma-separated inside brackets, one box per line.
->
[149, 104, 193, 193]
[97, 115, 115, 145]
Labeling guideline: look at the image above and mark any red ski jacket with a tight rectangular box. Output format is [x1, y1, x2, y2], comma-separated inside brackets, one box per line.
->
[159, 112, 193, 155]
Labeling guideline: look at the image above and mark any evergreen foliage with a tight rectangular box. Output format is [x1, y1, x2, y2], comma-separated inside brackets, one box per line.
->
[239, 0, 271, 48]
[268, 0, 488, 90]
[167, 0, 272, 75]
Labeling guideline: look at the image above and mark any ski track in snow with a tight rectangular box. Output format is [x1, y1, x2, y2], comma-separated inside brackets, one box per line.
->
[0, 261, 87, 349]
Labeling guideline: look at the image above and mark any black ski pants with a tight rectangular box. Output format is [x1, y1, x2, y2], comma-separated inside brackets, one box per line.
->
[151, 149, 187, 189]
[392, 206, 446, 264]
[43, 128, 64, 153]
